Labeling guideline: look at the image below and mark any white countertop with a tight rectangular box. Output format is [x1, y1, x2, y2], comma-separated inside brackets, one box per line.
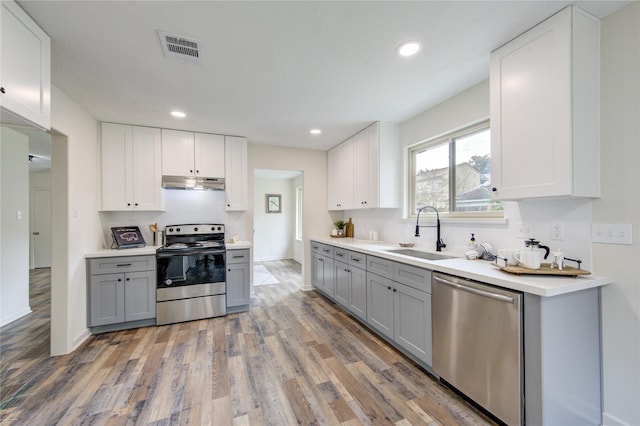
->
[85, 245, 162, 258]
[86, 241, 252, 258]
[311, 236, 611, 297]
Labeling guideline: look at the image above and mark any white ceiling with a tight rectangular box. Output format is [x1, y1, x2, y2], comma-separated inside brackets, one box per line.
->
[17, 0, 630, 154]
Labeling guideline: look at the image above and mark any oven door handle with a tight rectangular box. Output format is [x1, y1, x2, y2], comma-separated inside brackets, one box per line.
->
[156, 248, 226, 258]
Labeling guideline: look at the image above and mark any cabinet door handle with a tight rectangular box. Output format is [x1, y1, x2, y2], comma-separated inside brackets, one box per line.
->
[117, 263, 132, 267]
[228, 269, 231, 272]
[117, 278, 122, 282]
[492, 187, 497, 192]
[387, 286, 391, 290]
[126, 278, 130, 281]
[0, 87, 5, 94]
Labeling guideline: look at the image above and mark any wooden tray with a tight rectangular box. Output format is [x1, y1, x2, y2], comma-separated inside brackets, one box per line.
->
[492, 262, 590, 277]
[330, 234, 347, 238]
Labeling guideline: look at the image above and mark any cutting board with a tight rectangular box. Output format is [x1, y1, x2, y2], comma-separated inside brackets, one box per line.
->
[492, 262, 590, 277]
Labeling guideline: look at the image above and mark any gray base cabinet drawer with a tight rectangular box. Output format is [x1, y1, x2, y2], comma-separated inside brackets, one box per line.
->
[89, 255, 155, 274]
[366, 255, 393, 280]
[227, 249, 250, 264]
[394, 263, 432, 293]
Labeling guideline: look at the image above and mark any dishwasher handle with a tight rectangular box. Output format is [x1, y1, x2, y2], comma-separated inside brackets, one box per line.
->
[433, 275, 515, 304]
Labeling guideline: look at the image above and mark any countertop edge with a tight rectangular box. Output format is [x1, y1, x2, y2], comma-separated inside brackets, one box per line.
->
[310, 236, 612, 297]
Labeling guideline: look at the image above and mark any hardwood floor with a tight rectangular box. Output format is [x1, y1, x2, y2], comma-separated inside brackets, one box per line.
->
[0, 263, 494, 425]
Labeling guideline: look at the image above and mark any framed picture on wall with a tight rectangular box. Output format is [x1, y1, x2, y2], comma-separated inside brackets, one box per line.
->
[266, 194, 281, 213]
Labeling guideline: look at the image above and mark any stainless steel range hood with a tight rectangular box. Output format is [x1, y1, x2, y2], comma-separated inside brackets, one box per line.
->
[162, 175, 225, 190]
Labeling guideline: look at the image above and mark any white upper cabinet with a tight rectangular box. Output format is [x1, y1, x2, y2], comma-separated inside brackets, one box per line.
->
[490, 6, 600, 200]
[225, 136, 248, 211]
[328, 122, 399, 210]
[327, 138, 354, 210]
[0, 0, 51, 130]
[161, 129, 225, 177]
[194, 133, 225, 177]
[101, 123, 163, 211]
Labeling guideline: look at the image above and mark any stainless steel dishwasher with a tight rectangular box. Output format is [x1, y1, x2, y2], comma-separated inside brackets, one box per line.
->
[432, 272, 523, 426]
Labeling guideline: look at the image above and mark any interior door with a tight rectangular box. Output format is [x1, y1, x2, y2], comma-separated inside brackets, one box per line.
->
[31, 187, 51, 268]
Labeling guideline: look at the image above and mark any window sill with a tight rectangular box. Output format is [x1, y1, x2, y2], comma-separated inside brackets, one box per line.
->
[406, 216, 508, 225]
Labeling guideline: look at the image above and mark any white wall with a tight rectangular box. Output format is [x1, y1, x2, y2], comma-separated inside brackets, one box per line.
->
[0, 127, 31, 326]
[253, 177, 295, 261]
[248, 144, 330, 290]
[595, 3, 640, 425]
[49, 85, 102, 355]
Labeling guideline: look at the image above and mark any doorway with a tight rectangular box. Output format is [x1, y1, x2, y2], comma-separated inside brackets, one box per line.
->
[253, 169, 303, 286]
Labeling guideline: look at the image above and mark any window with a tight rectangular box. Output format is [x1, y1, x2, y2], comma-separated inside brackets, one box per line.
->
[409, 120, 502, 217]
[295, 186, 303, 241]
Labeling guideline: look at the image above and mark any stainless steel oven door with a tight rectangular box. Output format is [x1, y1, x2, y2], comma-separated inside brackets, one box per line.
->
[156, 249, 225, 288]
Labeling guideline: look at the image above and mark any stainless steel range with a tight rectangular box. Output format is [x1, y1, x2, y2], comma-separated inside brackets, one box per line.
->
[156, 224, 226, 325]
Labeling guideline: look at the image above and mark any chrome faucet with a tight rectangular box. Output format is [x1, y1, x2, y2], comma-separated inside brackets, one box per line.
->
[415, 205, 446, 252]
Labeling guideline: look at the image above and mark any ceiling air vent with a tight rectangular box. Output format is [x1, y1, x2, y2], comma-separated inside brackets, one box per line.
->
[158, 30, 201, 64]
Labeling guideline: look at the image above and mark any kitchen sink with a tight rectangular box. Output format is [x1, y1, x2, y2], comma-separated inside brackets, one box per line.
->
[386, 249, 453, 261]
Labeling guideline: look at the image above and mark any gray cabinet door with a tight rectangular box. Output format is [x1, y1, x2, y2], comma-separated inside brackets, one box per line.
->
[124, 270, 156, 321]
[349, 266, 367, 321]
[90, 273, 125, 326]
[394, 282, 432, 365]
[312, 253, 323, 289]
[227, 262, 250, 307]
[366, 272, 393, 339]
[321, 256, 335, 297]
[334, 260, 350, 307]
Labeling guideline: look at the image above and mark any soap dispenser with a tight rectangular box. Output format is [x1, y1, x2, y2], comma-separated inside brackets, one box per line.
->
[468, 233, 477, 251]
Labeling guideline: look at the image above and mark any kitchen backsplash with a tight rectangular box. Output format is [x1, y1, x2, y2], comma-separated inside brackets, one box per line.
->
[333, 198, 593, 271]
[99, 190, 236, 247]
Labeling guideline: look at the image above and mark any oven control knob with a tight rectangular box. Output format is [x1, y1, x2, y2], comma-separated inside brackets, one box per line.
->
[164, 279, 173, 285]
[176, 228, 181, 232]
[168, 227, 174, 233]
[194, 227, 199, 232]
[217, 226, 221, 231]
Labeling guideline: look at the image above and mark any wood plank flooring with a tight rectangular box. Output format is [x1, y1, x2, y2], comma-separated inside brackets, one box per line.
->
[0, 262, 494, 425]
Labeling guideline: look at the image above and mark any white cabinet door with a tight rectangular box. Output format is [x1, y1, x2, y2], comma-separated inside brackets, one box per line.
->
[327, 138, 354, 210]
[225, 136, 248, 211]
[131, 126, 162, 210]
[490, 6, 600, 200]
[101, 123, 163, 211]
[0, 1, 50, 129]
[161, 129, 195, 176]
[194, 133, 225, 177]
[327, 122, 398, 211]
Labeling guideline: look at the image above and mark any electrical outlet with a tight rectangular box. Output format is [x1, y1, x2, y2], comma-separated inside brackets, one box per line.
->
[551, 222, 565, 240]
[592, 224, 633, 245]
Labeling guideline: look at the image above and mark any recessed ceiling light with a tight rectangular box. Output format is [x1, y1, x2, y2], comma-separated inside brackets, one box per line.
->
[310, 129, 322, 135]
[171, 110, 186, 118]
[397, 41, 422, 57]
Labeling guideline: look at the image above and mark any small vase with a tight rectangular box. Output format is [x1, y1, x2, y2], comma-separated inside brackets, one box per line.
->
[337, 228, 345, 236]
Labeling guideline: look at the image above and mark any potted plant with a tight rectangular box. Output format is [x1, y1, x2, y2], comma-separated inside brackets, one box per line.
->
[334, 220, 346, 236]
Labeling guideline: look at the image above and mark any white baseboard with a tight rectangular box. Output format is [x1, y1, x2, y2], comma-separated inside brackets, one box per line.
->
[254, 255, 294, 262]
[0, 307, 32, 328]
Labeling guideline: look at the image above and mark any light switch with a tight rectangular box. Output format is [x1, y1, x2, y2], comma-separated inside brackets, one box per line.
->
[16, 210, 22, 220]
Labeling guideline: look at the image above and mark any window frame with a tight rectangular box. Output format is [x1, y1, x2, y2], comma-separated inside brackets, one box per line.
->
[408, 119, 502, 219]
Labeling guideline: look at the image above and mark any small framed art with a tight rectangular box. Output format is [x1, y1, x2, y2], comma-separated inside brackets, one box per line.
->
[266, 194, 281, 213]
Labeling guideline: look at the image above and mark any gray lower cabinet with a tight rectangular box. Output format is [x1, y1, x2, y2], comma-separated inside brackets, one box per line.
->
[334, 249, 367, 321]
[367, 258, 433, 366]
[311, 242, 334, 297]
[87, 255, 156, 331]
[226, 249, 251, 312]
